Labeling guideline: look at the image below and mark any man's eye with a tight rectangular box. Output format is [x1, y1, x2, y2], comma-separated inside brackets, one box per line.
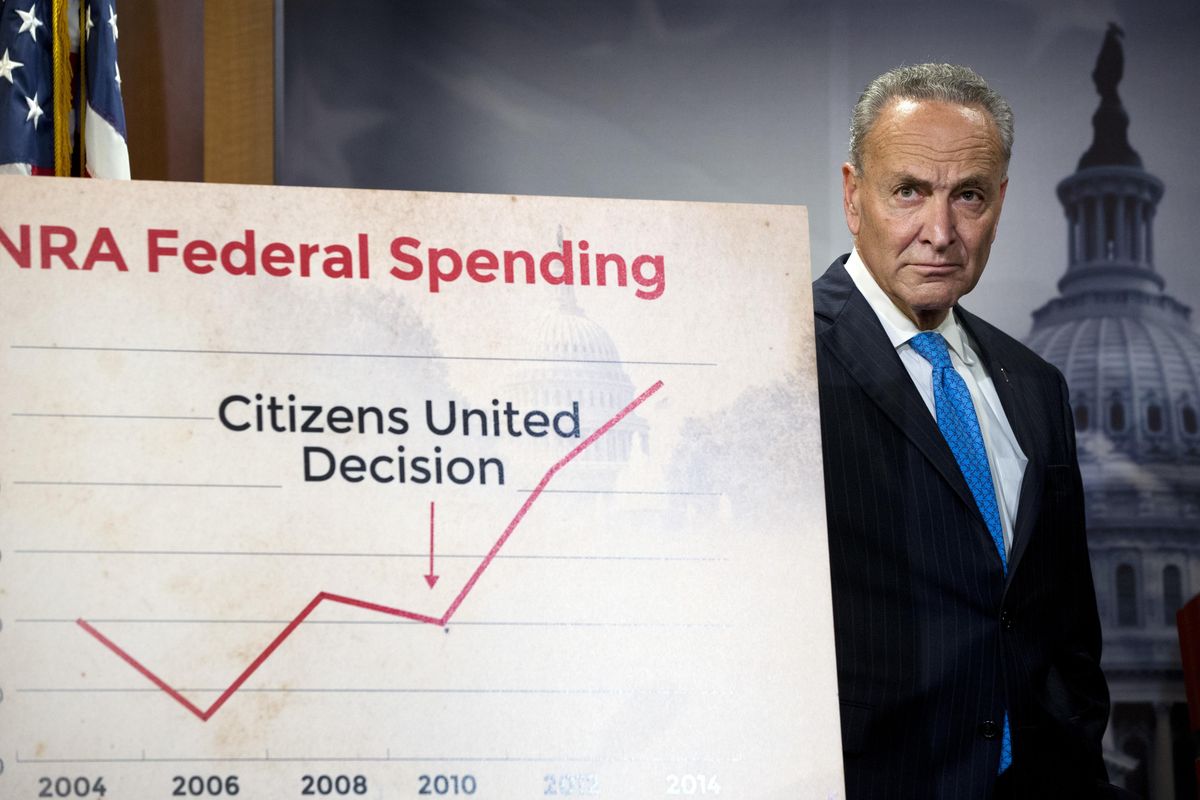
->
[897, 186, 916, 199]
[960, 190, 980, 202]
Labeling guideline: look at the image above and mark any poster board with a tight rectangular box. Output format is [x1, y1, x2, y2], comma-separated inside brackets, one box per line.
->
[0, 176, 842, 797]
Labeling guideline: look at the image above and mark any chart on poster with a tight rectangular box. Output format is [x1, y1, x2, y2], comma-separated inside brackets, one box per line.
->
[0, 177, 841, 798]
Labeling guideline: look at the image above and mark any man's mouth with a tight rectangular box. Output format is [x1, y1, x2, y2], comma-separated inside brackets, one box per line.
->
[908, 262, 961, 272]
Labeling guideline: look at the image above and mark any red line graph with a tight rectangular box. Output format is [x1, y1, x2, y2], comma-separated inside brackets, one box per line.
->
[77, 380, 664, 721]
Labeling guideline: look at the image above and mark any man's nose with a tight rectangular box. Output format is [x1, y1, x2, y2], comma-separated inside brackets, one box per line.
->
[920, 199, 956, 250]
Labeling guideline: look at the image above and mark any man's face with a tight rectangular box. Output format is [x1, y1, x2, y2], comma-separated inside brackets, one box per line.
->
[842, 99, 1009, 330]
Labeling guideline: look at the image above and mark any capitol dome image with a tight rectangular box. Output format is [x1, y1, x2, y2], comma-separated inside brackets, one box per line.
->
[500, 284, 650, 492]
[1024, 26, 1200, 799]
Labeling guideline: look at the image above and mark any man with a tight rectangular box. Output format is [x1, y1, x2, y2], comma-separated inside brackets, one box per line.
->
[815, 64, 1125, 798]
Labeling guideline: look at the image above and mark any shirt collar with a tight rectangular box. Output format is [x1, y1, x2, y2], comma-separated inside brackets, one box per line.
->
[844, 248, 976, 366]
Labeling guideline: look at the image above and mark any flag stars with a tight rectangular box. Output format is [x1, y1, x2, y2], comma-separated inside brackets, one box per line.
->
[85, 4, 95, 40]
[106, 4, 118, 41]
[0, 48, 24, 84]
[114, 62, 121, 89]
[25, 92, 44, 129]
[16, 4, 44, 42]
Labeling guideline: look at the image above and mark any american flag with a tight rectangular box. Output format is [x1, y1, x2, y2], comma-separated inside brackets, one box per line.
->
[0, 0, 128, 178]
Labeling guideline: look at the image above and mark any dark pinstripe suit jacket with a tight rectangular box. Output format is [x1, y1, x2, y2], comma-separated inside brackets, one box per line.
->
[815, 256, 1116, 799]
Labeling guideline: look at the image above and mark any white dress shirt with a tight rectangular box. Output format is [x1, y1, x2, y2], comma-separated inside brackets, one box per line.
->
[845, 250, 1028, 556]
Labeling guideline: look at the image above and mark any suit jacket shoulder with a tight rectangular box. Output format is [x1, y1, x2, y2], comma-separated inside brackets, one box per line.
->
[955, 304, 1070, 395]
[812, 254, 855, 334]
[815, 253, 1065, 387]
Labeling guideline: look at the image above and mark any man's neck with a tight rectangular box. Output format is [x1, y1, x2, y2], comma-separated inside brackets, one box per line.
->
[910, 308, 950, 331]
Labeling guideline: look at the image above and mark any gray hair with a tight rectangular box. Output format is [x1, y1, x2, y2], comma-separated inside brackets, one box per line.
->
[848, 63, 1014, 172]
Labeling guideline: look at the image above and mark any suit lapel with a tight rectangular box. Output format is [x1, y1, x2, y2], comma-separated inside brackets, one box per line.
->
[957, 309, 1045, 587]
[816, 260, 987, 534]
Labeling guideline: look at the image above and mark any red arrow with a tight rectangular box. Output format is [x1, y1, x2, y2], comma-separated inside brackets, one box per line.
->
[424, 501, 439, 588]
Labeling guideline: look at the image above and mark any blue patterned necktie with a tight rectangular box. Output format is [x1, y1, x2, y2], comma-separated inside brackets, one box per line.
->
[908, 331, 1013, 774]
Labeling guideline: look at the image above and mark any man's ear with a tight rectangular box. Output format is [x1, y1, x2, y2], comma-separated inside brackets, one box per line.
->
[842, 162, 861, 236]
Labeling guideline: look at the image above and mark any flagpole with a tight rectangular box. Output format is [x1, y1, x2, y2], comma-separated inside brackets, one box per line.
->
[77, 0, 86, 173]
[50, 0, 71, 176]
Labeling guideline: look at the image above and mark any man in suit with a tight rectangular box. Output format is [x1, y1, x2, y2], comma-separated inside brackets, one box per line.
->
[816, 64, 1122, 798]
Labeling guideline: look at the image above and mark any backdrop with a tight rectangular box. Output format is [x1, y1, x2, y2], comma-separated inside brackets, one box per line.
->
[276, 2, 1200, 797]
